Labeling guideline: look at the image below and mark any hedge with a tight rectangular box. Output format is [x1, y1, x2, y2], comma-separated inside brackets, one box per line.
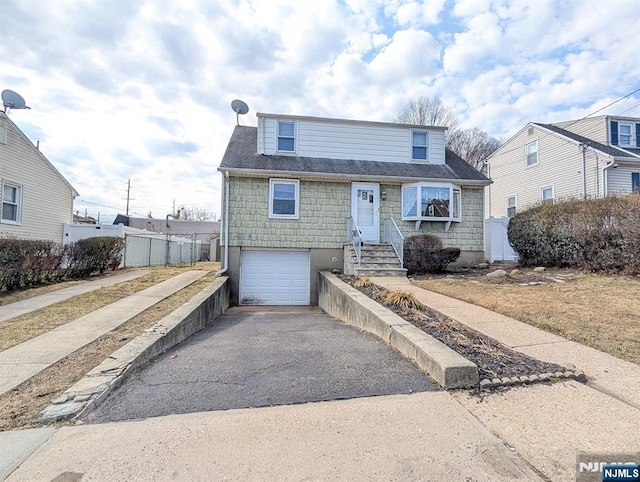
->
[404, 234, 461, 274]
[508, 194, 640, 273]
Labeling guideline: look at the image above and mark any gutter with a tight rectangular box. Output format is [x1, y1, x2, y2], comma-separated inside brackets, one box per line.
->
[215, 171, 230, 277]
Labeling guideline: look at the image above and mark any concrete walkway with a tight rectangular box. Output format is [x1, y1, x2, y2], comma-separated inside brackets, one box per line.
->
[0, 270, 207, 396]
[371, 276, 640, 481]
[6, 392, 543, 481]
[0, 270, 149, 323]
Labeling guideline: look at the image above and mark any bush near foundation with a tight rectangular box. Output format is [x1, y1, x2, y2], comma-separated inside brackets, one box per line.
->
[404, 234, 461, 274]
[508, 194, 640, 273]
[63, 237, 124, 278]
[0, 239, 63, 291]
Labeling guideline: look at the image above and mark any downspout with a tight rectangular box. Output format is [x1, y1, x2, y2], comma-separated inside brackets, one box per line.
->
[216, 171, 230, 276]
[602, 160, 614, 197]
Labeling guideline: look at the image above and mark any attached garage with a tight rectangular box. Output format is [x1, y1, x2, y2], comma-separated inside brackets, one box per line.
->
[240, 250, 310, 305]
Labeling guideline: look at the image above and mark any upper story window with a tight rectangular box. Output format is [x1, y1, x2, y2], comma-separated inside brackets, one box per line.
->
[526, 140, 538, 167]
[619, 123, 632, 146]
[2, 181, 22, 224]
[277, 121, 296, 152]
[269, 179, 299, 219]
[611, 120, 638, 147]
[506, 196, 517, 218]
[412, 131, 428, 161]
[402, 182, 461, 222]
[540, 185, 554, 204]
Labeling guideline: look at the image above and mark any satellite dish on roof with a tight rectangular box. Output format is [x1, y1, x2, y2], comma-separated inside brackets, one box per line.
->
[2, 90, 31, 113]
[231, 99, 249, 125]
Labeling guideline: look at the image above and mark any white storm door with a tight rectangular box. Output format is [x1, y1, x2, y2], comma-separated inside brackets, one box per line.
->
[351, 183, 380, 243]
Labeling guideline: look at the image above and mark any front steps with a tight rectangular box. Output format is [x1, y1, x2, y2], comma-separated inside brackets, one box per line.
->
[344, 243, 407, 277]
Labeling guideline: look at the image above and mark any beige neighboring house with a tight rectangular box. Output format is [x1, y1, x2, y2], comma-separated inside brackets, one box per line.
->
[0, 111, 78, 242]
[487, 115, 640, 218]
[218, 113, 490, 306]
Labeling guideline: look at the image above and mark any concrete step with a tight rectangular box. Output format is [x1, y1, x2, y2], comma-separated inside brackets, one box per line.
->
[359, 263, 403, 269]
[355, 267, 408, 277]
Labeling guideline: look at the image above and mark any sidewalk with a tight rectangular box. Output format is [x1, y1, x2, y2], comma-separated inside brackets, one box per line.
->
[0, 270, 207, 396]
[371, 276, 640, 481]
[0, 270, 149, 324]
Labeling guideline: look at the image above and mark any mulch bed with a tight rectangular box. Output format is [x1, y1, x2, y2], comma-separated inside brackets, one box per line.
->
[340, 275, 566, 384]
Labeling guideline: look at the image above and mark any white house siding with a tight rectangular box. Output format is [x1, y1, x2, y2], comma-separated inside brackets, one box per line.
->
[258, 116, 446, 165]
[555, 117, 608, 145]
[606, 165, 640, 195]
[488, 125, 603, 217]
[0, 114, 75, 242]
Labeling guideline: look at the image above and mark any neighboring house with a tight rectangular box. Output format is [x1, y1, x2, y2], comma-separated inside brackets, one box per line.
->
[0, 111, 78, 242]
[218, 113, 490, 306]
[487, 115, 640, 218]
[113, 214, 220, 261]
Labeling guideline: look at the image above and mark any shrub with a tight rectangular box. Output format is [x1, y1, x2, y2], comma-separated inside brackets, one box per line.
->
[384, 290, 422, 310]
[353, 277, 374, 288]
[64, 237, 124, 278]
[508, 195, 640, 273]
[404, 235, 461, 274]
[0, 239, 63, 291]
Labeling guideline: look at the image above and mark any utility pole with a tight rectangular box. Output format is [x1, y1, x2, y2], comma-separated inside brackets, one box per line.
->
[123, 178, 135, 216]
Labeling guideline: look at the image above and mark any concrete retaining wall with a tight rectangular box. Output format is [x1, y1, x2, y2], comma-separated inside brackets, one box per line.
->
[37, 276, 230, 423]
[318, 271, 478, 388]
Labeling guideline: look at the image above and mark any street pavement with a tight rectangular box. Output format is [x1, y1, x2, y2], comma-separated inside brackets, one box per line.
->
[87, 306, 437, 422]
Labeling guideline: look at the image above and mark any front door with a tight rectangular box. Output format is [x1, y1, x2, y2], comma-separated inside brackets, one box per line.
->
[351, 183, 380, 243]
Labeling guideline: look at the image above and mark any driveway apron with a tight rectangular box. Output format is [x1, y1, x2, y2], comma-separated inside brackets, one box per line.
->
[87, 306, 437, 422]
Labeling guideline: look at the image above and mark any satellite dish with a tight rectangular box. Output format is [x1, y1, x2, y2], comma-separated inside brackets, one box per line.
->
[231, 99, 249, 125]
[2, 90, 30, 113]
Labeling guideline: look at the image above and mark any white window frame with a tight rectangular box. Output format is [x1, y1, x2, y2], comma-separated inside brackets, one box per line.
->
[619, 123, 632, 146]
[0, 125, 7, 144]
[268, 179, 299, 219]
[277, 120, 296, 153]
[525, 140, 539, 168]
[506, 195, 517, 218]
[540, 185, 554, 204]
[411, 130, 429, 161]
[401, 182, 461, 230]
[1, 181, 22, 224]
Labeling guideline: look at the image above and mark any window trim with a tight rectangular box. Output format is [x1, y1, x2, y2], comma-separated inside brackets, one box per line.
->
[411, 130, 429, 162]
[540, 185, 554, 204]
[268, 179, 299, 220]
[401, 182, 462, 227]
[1, 181, 23, 225]
[0, 125, 7, 145]
[276, 120, 296, 154]
[525, 140, 539, 168]
[618, 122, 632, 146]
[506, 195, 517, 218]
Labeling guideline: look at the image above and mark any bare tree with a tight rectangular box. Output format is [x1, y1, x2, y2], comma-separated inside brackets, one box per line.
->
[178, 206, 217, 221]
[394, 97, 460, 132]
[395, 97, 500, 172]
[447, 127, 501, 172]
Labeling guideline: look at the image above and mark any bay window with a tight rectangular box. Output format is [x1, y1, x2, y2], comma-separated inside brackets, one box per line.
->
[402, 182, 461, 230]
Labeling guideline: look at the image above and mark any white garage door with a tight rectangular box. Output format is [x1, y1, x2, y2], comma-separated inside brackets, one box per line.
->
[240, 250, 310, 305]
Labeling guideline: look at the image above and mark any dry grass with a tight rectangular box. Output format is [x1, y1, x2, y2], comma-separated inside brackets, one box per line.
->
[353, 277, 374, 288]
[0, 263, 219, 431]
[413, 273, 640, 365]
[384, 290, 422, 311]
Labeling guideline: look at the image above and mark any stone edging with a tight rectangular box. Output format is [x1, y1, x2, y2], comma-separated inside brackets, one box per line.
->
[318, 271, 479, 389]
[36, 277, 230, 424]
[479, 366, 587, 390]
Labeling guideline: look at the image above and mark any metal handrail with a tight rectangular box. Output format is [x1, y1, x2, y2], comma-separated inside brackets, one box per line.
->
[347, 216, 362, 265]
[383, 217, 404, 266]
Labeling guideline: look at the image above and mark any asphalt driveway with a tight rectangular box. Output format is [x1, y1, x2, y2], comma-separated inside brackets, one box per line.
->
[87, 306, 437, 422]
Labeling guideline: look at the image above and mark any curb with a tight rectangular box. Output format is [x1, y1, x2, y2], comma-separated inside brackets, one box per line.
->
[318, 271, 479, 389]
[35, 277, 229, 423]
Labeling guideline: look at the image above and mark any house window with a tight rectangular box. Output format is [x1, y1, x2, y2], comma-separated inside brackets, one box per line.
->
[2, 182, 22, 224]
[269, 179, 299, 219]
[401, 183, 461, 222]
[277, 121, 295, 152]
[526, 140, 538, 167]
[0, 125, 7, 144]
[619, 123, 632, 146]
[540, 185, 554, 204]
[632, 172, 640, 193]
[506, 196, 517, 218]
[412, 131, 428, 161]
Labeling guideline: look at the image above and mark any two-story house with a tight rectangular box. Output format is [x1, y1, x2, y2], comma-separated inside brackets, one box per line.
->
[218, 113, 490, 306]
[487, 115, 640, 218]
[0, 112, 78, 242]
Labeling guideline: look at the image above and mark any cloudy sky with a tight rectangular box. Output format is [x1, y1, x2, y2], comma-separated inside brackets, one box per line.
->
[2, 0, 639, 224]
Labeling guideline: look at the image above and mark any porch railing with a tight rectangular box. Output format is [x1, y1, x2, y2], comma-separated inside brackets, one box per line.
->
[347, 216, 362, 265]
[383, 217, 404, 266]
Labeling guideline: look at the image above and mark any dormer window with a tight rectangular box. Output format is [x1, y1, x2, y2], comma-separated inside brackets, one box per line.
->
[277, 121, 295, 152]
[619, 123, 632, 146]
[412, 131, 428, 161]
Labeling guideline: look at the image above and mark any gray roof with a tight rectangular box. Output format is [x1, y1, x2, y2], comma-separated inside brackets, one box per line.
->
[536, 123, 640, 159]
[219, 126, 490, 185]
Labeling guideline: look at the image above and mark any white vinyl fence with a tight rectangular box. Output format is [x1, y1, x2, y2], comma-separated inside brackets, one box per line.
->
[484, 217, 518, 262]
